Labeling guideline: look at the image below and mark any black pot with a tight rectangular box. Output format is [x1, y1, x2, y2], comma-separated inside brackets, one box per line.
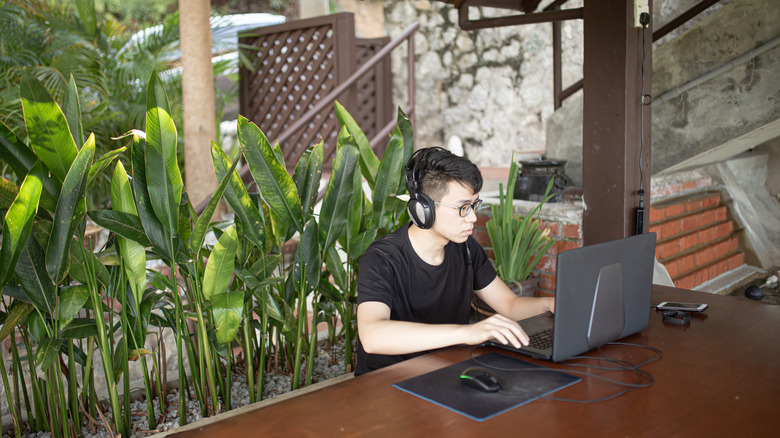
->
[513, 158, 571, 202]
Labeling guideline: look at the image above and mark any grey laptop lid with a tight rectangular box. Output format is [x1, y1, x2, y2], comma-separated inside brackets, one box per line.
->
[498, 232, 656, 362]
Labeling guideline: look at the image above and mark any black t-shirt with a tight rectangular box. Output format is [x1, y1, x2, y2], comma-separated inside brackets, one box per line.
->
[355, 223, 496, 375]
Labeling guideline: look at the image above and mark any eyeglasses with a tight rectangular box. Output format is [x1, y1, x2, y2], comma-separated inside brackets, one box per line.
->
[434, 199, 483, 217]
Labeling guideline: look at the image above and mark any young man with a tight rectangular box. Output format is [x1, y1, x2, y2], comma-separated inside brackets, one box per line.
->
[355, 147, 554, 375]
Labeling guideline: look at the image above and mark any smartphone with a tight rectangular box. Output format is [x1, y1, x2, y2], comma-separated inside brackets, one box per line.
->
[656, 301, 708, 312]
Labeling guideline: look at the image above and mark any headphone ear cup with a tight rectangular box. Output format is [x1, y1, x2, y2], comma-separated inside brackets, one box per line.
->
[408, 192, 435, 229]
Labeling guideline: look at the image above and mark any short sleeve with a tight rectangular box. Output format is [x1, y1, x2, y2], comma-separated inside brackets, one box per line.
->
[468, 237, 497, 290]
[357, 248, 396, 307]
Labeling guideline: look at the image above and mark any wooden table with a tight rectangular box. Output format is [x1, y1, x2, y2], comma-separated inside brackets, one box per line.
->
[171, 285, 780, 437]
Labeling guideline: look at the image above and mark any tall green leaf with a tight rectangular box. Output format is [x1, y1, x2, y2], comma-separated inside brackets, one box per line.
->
[45, 134, 94, 283]
[293, 142, 324, 221]
[112, 161, 147, 304]
[292, 219, 320, 295]
[191, 144, 241, 254]
[63, 75, 84, 148]
[202, 225, 238, 302]
[395, 107, 415, 194]
[211, 141, 266, 250]
[88, 146, 126, 191]
[0, 162, 43, 286]
[238, 116, 304, 233]
[334, 101, 378, 186]
[144, 71, 181, 234]
[211, 291, 243, 345]
[0, 121, 60, 212]
[0, 301, 34, 344]
[372, 124, 406, 226]
[19, 70, 79, 182]
[15, 235, 56, 315]
[58, 285, 90, 329]
[131, 134, 174, 262]
[319, 142, 359, 251]
[87, 210, 152, 248]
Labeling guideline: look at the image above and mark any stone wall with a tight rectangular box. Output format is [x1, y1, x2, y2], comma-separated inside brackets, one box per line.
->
[383, 0, 584, 166]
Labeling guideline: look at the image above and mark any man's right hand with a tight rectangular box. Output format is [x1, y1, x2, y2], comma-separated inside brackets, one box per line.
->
[463, 314, 530, 349]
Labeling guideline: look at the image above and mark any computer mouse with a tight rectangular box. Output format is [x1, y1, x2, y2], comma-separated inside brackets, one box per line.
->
[459, 366, 502, 392]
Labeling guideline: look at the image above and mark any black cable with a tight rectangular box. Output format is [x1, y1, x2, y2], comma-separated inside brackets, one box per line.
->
[636, 13, 652, 235]
[468, 342, 662, 403]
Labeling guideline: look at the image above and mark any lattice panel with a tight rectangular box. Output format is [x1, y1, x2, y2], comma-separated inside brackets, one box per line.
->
[355, 37, 392, 145]
[240, 14, 356, 168]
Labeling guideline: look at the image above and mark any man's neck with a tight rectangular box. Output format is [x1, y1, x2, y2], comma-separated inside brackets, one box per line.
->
[407, 224, 449, 266]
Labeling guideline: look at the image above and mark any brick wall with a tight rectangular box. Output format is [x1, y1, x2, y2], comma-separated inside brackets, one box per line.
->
[477, 170, 746, 295]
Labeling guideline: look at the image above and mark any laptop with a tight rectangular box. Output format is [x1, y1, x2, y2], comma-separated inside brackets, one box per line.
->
[492, 232, 657, 362]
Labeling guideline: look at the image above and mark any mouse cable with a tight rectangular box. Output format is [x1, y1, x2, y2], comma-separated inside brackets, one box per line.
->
[468, 342, 663, 403]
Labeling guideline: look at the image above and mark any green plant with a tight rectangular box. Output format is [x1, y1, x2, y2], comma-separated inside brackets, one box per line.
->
[486, 159, 556, 288]
[0, 62, 413, 436]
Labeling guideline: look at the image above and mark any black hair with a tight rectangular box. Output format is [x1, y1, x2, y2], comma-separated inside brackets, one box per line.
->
[410, 147, 483, 202]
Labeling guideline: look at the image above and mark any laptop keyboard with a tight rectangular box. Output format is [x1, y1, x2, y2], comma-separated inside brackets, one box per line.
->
[528, 327, 554, 350]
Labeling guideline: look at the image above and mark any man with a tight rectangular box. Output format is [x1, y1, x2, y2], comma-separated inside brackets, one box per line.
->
[355, 147, 554, 375]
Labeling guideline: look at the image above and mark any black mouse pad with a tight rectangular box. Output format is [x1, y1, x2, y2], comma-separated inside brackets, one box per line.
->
[393, 352, 581, 421]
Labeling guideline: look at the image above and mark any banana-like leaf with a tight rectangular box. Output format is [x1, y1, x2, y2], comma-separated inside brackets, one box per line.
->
[202, 225, 238, 302]
[348, 229, 377, 260]
[292, 219, 320, 295]
[59, 284, 90, 329]
[1, 162, 43, 286]
[191, 144, 240, 254]
[144, 71, 182, 234]
[0, 120, 39, 180]
[372, 126, 406, 226]
[0, 177, 19, 209]
[131, 134, 174, 262]
[292, 142, 324, 221]
[88, 146, 126, 190]
[319, 142, 359, 251]
[334, 101, 378, 187]
[249, 254, 281, 280]
[339, 134, 369, 240]
[59, 318, 101, 339]
[112, 161, 146, 304]
[0, 301, 34, 344]
[16, 235, 56, 315]
[394, 107, 415, 194]
[63, 75, 84, 148]
[19, 70, 79, 182]
[211, 141, 266, 250]
[46, 135, 94, 283]
[36, 338, 64, 372]
[68, 237, 111, 286]
[87, 210, 152, 247]
[323, 246, 347, 291]
[238, 116, 304, 233]
[0, 122, 59, 212]
[212, 290, 243, 345]
[318, 281, 344, 303]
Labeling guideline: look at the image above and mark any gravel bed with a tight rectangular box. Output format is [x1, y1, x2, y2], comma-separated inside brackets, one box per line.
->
[3, 342, 350, 438]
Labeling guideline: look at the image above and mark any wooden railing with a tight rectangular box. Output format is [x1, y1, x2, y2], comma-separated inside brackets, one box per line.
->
[195, 21, 419, 214]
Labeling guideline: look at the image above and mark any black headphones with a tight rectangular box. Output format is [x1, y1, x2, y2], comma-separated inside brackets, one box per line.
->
[405, 147, 446, 229]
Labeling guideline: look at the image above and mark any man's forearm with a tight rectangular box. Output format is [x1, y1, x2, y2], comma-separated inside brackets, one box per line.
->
[359, 319, 469, 355]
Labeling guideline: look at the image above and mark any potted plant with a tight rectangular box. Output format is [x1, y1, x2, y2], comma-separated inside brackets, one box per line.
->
[481, 158, 556, 310]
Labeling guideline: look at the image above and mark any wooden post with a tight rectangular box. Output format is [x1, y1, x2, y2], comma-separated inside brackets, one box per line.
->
[581, 0, 652, 245]
[179, 0, 218, 208]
